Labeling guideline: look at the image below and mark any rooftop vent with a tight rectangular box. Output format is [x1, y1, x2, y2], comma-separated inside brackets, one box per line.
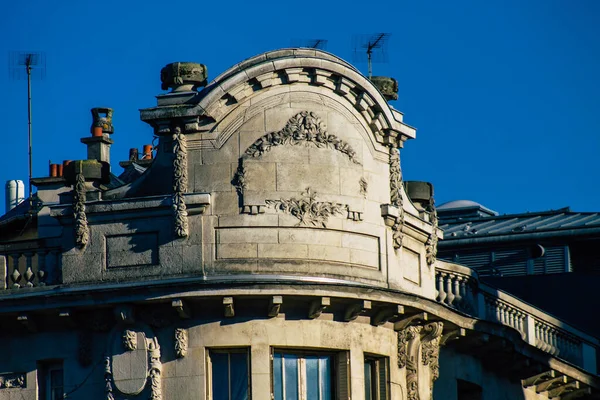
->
[5, 180, 24, 213]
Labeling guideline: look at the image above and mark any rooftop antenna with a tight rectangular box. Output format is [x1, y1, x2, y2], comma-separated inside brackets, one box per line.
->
[291, 38, 328, 50]
[9, 51, 46, 208]
[352, 33, 391, 79]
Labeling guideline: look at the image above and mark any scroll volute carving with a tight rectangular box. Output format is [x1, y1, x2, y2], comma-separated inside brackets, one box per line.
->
[397, 322, 444, 400]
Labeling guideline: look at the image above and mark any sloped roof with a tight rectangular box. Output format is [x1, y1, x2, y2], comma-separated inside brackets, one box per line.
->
[440, 207, 600, 240]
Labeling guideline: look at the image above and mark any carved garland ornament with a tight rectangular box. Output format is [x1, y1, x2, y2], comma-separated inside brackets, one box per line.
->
[266, 187, 347, 228]
[174, 328, 188, 358]
[172, 126, 189, 237]
[104, 357, 115, 400]
[73, 172, 89, 248]
[148, 341, 163, 400]
[232, 161, 247, 196]
[0, 373, 26, 389]
[425, 199, 439, 266]
[244, 111, 361, 164]
[359, 176, 368, 198]
[389, 147, 404, 249]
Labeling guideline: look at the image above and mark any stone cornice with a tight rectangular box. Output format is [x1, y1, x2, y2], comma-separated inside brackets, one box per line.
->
[140, 49, 416, 148]
[0, 276, 596, 389]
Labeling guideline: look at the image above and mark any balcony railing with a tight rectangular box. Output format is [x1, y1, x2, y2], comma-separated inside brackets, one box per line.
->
[436, 261, 597, 372]
[0, 240, 61, 289]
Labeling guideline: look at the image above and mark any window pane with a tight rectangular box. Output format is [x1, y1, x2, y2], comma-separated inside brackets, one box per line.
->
[230, 353, 249, 400]
[273, 353, 284, 400]
[306, 356, 319, 400]
[364, 361, 372, 400]
[211, 353, 230, 400]
[320, 356, 332, 400]
[284, 354, 299, 400]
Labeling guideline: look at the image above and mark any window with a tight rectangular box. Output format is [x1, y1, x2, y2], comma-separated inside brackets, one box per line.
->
[457, 379, 482, 400]
[37, 361, 64, 400]
[364, 356, 389, 400]
[208, 349, 250, 400]
[272, 350, 350, 400]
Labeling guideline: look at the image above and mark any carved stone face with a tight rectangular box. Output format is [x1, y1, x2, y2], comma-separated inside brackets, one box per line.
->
[123, 329, 137, 351]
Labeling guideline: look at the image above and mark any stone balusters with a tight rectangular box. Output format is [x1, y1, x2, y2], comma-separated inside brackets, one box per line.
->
[3, 249, 59, 289]
[435, 270, 476, 314]
[534, 320, 583, 365]
[484, 298, 526, 336]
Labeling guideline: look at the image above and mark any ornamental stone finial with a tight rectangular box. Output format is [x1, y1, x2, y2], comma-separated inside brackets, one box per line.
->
[160, 62, 208, 92]
[90, 107, 114, 135]
[370, 76, 398, 101]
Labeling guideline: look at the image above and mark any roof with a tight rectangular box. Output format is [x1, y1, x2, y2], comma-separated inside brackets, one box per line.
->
[438, 199, 486, 209]
[440, 207, 600, 241]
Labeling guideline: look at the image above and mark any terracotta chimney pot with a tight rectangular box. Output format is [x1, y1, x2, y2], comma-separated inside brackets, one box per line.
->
[142, 145, 153, 160]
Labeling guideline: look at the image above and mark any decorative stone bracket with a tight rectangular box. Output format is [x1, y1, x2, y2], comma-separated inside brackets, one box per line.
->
[397, 321, 444, 400]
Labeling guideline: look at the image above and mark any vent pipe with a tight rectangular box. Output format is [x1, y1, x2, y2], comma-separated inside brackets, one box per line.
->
[5, 180, 25, 213]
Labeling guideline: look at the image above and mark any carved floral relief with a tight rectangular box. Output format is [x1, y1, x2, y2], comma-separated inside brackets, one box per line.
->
[266, 187, 348, 228]
[0, 373, 26, 389]
[244, 111, 360, 164]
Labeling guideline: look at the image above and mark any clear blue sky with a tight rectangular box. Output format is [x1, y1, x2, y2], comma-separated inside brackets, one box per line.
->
[2, 0, 599, 215]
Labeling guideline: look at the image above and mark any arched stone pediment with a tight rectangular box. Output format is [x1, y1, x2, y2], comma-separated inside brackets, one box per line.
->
[141, 49, 416, 150]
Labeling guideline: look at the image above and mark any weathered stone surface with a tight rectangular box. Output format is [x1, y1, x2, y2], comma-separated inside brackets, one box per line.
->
[161, 62, 208, 92]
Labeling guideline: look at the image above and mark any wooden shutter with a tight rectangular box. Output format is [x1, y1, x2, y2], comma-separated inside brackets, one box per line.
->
[336, 351, 351, 400]
[378, 358, 389, 400]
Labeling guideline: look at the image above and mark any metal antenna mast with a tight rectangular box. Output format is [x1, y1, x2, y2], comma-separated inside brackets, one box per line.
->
[352, 33, 391, 79]
[9, 51, 46, 207]
[291, 38, 329, 50]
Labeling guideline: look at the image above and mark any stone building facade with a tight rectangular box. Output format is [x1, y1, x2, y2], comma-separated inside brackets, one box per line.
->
[0, 49, 598, 400]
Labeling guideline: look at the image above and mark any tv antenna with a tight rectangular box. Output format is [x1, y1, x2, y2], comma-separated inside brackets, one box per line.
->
[9, 51, 46, 207]
[291, 38, 328, 50]
[352, 33, 391, 78]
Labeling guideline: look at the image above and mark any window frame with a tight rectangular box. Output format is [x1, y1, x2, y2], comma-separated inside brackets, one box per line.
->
[364, 354, 389, 400]
[37, 360, 64, 400]
[271, 348, 350, 400]
[206, 347, 251, 400]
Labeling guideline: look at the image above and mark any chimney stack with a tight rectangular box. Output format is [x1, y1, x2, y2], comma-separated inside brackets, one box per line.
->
[81, 107, 114, 165]
[5, 180, 24, 213]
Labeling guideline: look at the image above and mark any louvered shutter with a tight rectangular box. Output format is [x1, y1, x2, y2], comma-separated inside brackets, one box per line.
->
[492, 249, 528, 276]
[378, 358, 389, 400]
[336, 351, 351, 400]
[543, 246, 569, 274]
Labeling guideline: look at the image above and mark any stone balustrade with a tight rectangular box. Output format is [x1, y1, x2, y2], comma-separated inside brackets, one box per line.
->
[435, 264, 478, 314]
[436, 261, 596, 371]
[0, 245, 60, 289]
